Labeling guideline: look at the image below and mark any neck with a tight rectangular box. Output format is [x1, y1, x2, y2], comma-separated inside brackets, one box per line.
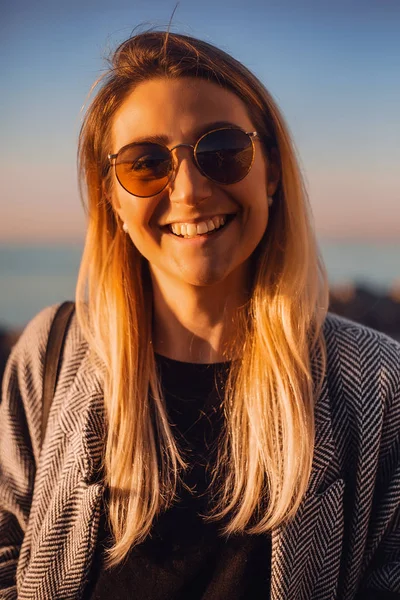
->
[150, 269, 250, 363]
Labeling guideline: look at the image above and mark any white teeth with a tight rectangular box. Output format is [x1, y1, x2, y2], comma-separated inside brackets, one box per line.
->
[207, 219, 215, 231]
[212, 215, 226, 229]
[186, 223, 197, 237]
[212, 216, 220, 228]
[197, 222, 208, 234]
[169, 215, 230, 238]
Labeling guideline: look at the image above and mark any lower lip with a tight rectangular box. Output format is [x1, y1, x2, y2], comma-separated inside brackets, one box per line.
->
[165, 217, 236, 243]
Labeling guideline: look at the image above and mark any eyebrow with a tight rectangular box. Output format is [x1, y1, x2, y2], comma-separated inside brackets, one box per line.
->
[122, 121, 246, 147]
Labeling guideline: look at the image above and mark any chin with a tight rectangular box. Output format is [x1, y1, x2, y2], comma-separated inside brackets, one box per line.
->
[185, 272, 228, 288]
[178, 262, 240, 288]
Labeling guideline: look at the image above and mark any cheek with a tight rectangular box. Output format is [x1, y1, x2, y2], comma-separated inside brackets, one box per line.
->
[116, 193, 166, 261]
[239, 186, 270, 251]
[248, 204, 269, 252]
[115, 190, 155, 230]
[236, 172, 269, 224]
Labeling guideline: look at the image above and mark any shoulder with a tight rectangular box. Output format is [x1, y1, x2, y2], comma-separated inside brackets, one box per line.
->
[4, 305, 60, 401]
[3, 303, 88, 420]
[322, 312, 400, 436]
[0, 305, 79, 461]
[323, 311, 400, 380]
[7, 303, 86, 376]
[324, 310, 400, 349]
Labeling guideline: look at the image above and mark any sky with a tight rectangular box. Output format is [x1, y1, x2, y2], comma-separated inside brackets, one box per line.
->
[1, 0, 399, 243]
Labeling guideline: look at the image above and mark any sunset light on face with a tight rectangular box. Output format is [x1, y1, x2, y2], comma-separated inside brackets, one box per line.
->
[110, 78, 277, 291]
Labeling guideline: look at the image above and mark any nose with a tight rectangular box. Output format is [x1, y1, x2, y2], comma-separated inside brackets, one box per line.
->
[168, 147, 213, 205]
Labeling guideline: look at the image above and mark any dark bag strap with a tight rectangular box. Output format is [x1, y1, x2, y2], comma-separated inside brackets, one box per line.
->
[41, 301, 75, 449]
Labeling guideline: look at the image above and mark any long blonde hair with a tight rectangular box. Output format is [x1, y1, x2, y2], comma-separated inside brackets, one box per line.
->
[77, 30, 328, 567]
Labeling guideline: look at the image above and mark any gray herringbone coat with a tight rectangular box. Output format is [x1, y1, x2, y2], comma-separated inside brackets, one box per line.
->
[0, 305, 399, 600]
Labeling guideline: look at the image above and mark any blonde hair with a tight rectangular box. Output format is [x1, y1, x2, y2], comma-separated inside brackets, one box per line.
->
[76, 30, 328, 567]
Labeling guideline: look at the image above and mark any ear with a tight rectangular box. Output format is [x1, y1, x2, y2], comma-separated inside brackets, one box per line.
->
[267, 148, 280, 197]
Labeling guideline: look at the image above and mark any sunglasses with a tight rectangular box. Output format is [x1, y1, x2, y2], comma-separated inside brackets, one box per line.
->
[108, 127, 259, 198]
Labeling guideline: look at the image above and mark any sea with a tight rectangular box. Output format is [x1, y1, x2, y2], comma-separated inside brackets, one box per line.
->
[0, 241, 399, 330]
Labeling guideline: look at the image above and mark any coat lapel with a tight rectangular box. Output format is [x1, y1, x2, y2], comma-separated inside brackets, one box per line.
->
[270, 369, 345, 600]
[17, 357, 107, 600]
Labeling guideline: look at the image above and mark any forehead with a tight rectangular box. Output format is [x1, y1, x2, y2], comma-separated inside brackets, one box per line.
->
[111, 77, 255, 149]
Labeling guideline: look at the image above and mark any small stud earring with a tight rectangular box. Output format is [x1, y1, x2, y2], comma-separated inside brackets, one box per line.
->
[267, 196, 273, 207]
[122, 222, 129, 233]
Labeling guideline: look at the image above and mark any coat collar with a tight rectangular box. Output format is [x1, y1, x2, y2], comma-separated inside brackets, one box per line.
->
[270, 351, 343, 599]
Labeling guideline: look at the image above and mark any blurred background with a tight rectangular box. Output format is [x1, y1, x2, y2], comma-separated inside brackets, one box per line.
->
[1, 0, 399, 377]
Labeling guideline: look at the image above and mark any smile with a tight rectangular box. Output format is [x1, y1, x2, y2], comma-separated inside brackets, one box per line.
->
[168, 215, 233, 239]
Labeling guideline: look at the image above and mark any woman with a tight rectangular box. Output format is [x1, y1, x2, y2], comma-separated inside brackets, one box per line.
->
[0, 31, 399, 600]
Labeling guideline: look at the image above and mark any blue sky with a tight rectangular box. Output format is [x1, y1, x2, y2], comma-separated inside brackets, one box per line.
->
[1, 0, 399, 242]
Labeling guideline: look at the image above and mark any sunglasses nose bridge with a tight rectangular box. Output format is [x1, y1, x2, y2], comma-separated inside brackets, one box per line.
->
[167, 143, 214, 203]
[168, 142, 198, 177]
[169, 142, 195, 163]
[169, 142, 195, 152]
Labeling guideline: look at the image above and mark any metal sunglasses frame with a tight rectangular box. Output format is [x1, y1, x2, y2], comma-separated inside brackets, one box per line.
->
[108, 127, 259, 198]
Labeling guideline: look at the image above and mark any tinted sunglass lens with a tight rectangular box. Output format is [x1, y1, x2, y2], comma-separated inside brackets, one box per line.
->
[196, 129, 254, 184]
[115, 143, 172, 197]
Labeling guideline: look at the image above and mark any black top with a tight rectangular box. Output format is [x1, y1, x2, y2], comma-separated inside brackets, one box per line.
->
[84, 355, 271, 600]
